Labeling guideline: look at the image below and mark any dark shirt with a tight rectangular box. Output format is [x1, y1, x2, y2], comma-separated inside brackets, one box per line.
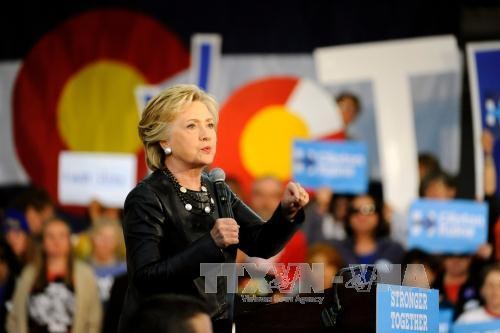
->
[28, 277, 75, 333]
[331, 237, 406, 266]
[357, 253, 377, 265]
[432, 257, 489, 320]
[0, 276, 15, 333]
[118, 170, 304, 333]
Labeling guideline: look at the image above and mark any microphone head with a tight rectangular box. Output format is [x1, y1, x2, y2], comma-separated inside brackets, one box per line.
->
[209, 168, 226, 182]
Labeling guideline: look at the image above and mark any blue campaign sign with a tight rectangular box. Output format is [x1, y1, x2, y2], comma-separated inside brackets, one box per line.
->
[471, 47, 500, 139]
[439, 308, 454, 333]
[376, 284, 439, 333]
[453, 320, 500, 333]
[407, 199, 488, 254]
[467, 43, 500, 198]
[476, 48, 500, 199]
[292, 139, 368, 194]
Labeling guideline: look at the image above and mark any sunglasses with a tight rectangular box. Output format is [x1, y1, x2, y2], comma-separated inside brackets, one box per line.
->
[349, 204, 376, 216]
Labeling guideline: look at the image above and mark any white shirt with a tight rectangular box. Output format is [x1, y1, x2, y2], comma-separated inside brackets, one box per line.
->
[456, 307, 500, 324]
[321, 215, 346, 241]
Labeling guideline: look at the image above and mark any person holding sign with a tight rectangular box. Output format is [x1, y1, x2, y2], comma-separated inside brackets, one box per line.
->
[418, 169, 495, 319]
[118, 84, 309, 333]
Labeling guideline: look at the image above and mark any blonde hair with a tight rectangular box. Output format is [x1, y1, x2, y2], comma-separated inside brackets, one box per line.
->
[138, 84, 219, 170]
[90, 217, 126, 260]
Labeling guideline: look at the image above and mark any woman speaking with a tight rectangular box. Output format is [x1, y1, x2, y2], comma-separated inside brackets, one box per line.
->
[118, 84, 309, 333]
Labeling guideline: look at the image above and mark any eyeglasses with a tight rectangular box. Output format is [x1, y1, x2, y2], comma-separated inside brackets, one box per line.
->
[349, 204, 376, 216]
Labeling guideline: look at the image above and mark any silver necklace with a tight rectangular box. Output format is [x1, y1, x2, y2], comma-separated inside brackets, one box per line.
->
[162, 168, 215, 215]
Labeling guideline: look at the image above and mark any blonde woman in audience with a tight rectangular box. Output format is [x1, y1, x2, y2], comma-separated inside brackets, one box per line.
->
[89, 218, 127, 307]
[7, 217, 101, 333]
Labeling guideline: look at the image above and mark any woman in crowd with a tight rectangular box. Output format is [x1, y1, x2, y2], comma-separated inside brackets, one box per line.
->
[330, 193, 405, 265]
[456, 263, 500, 323]
[89, 218, 127, 308]
[306, 243, 344, 291]
[433, 252, 491, 320]
[7, 217, 101, 333]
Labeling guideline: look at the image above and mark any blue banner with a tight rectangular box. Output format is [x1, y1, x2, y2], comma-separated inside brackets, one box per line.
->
[376, 284, 439, 333]
[467, 43, 500, 198]
[292, 139, 368, 194]
[439, 308, 454, 333]
[474, 49, 500, 136]
[407, 199, 488, 254]
[453, 320, 500, 333]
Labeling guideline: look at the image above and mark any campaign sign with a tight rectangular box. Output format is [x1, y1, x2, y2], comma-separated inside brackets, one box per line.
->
[58, 151, 137, 207]
[467, 42, 500, 198]
[439, 308, 454, 333]
[407, 199, 488, 254]
[376, 284, 439, 333]
[453, 320, 500, 333]
[292, 139, 368, 194]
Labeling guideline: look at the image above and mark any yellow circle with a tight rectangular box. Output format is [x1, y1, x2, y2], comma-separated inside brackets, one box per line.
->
[240, 105, 310, 179]
[58, 60, 145, 152]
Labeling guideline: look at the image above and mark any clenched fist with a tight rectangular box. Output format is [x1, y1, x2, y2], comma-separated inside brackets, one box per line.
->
[281, 182, 310, 219]
[210, 218, 240, 248]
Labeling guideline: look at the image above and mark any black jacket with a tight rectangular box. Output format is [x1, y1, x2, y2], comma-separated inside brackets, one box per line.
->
[118, 170, 304, 332]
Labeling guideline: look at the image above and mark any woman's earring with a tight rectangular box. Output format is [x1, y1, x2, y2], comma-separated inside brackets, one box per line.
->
[164, 146, 172, 156]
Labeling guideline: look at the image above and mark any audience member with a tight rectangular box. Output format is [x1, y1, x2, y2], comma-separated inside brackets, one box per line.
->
[419, 170, 457, 200]
[418, 153, 441, 181]
[88, 200, 122, 225]
[11, 187, 54, 238]
[433, 254, 480, 319]
[336, 92, 361, 129]
[89, 218, 127, 308]
[323, 92, 362, 140]
[306, 243, 344, 291]
[456, 263, 500, 323]
[330, 193, 405, 265]
[7, 217, 102, 333]
[2, 209, 33, 268]
[246, 176, 307, 294]
[302, 188, 348, 245]
[129, 294, 212, 333]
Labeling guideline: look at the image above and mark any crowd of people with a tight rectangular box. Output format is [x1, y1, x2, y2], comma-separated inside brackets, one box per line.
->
[1, 89, 500, 333]
[0, 190, 128, 333]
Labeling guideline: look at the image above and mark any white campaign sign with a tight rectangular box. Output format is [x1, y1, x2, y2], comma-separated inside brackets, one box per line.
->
[314, 35, 461, 219]
[58, 151, 137, 207]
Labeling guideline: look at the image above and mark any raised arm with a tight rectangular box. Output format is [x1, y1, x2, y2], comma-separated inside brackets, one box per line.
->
[233, 182, 308, 258]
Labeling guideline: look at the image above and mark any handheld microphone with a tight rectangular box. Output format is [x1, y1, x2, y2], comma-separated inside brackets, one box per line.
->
[209, 168, 234, 218]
